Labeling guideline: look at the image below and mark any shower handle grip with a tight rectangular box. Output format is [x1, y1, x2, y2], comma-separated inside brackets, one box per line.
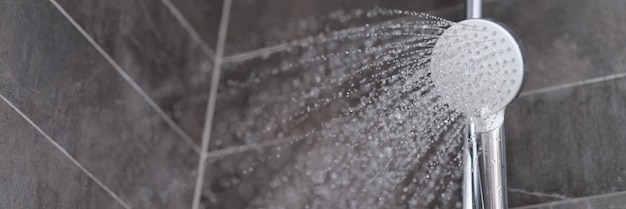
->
[477, 113, 508, 209]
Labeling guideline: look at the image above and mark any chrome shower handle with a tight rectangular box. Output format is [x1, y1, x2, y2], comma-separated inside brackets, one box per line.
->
[477, 122, 508, 209]
[464, 116, 509, 209]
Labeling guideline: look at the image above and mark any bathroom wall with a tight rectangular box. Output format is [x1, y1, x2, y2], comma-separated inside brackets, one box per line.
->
[485, 0, 626, 208]
[0, 0, 460, 208]
[2, 0, 625, 208]
[0, 0, 218, 207]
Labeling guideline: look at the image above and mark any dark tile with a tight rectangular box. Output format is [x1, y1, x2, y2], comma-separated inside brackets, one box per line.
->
[508, 187, 572, 208]
[484, 0, 626, 92]
[513, 191, 626, 209]
[201, 97, 466, 208]
[200, 142, 299, 209]
[0, 101, 126, 209]
[54, 0, 214, 143]
[586, 191, 626, 209]
[512, 204, 553, 209]
[224, 0, 460, 55]
[168, 0, 222, 49]
[212, 13, 454, 150]
[550, 200, 590, 209]
[504, 76, 626, 207]
[0, 0, 197, 207]
[211, 50, 358, 150]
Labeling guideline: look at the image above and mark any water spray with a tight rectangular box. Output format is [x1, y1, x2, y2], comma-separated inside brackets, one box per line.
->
[430, 0, 525, 208]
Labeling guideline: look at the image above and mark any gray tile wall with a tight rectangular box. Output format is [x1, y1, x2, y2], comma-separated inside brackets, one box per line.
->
[512, 191, 626, 209]
[3, 0, 626, 208]
[53, 0, 215, 144]
[0, 99, 126, 209]
[483, 0, 626, 207]
[0, 0, 206, 207]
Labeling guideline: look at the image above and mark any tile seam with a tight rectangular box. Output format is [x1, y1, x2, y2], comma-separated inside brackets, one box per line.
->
[0, 93, 133, 209]
[191, 0, 232, 208]
[220, 3, 488, 63]
[159, 0, 217, 60]
[48, 0, 202, 154]
[519, 72, 626, 97]
[511, 190, 626, 209]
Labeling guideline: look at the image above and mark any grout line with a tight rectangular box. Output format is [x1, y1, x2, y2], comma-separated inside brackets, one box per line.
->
[519, 71, 626, 97]
[221, 4, 476, 64]
[508, 187, 570, 200]
[510, 190, 626, 209]
[48, 0, 202, 155]
[220, 18, 415, 63]
[222, 42, 289, 63]
[0, 93, 133, 209]
[159, 0, 216, 60]
[191, 0, 232, 208]
[204, 136, 300, 159]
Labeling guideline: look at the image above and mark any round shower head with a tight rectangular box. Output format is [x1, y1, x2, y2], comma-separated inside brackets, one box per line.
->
[430, 19, 525, 132]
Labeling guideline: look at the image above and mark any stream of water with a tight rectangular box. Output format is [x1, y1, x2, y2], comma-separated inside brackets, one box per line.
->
[204, 8, 482, 209]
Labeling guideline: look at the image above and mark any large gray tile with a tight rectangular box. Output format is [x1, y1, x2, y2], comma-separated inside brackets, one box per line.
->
[168, 0, 222, 49]
[201, 133, 465, 208]
[550, 199, 590, 209]
[211, 51, 357, 151]
[223, 0, 459, 55]
[504, 76, 626, 207]
[513, 204, 553, 209]
[484, 0, 626, 92]
[211, 13, 454, 150]
[513, 191, 626, 209]
[586, 191, 626, 209]
[54, 0, 214, 143]
[0, 101, 126, 209]
[0, 0, 197, 207]
[201, 87, 466, 208]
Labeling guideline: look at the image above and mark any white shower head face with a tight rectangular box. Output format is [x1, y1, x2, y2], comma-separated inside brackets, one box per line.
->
[430, 19, 524, 122]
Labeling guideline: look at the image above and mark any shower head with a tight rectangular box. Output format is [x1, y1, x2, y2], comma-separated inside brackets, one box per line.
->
[430, 19, 525, 132]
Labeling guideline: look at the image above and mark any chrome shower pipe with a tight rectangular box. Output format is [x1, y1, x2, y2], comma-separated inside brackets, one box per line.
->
[477, 124, 508, 209]
[463, 1, 485, 208]
[463, 0, 509, 209]
[466, 0, 482, 19]
[464, 115, 509, 209]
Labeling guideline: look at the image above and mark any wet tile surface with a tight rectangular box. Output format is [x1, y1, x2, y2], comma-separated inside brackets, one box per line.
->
[202, 3, 466, 207]
[514, 204, 553, 209]
[504, 76, 626, 207]
[200, 119, 465, 209]
[550, 200, 590, 209]
[210, 52, 354, 151]
[0, 100, 126, 209]
[586, 191, 626, 209]
[484, 0, 626, 92]
[0, 0, 197, 207]
[54, 0, 214, 143]
[223, 0, 459, 55]
[168, 0, 222, 49]
[512, 191, 626, 209]
[211, 19, 442, 150]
